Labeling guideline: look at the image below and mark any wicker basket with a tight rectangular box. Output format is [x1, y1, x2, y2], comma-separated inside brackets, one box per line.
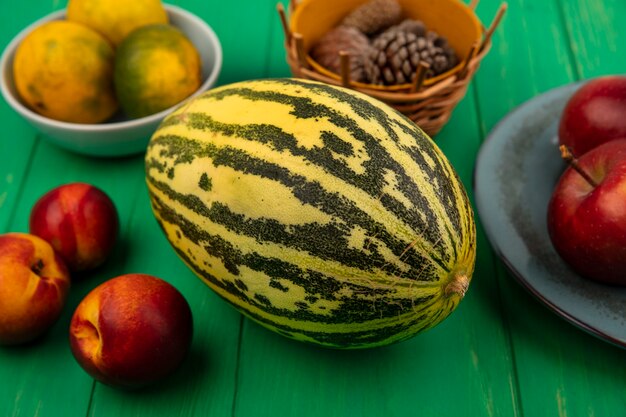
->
[278, 0, 506, 136]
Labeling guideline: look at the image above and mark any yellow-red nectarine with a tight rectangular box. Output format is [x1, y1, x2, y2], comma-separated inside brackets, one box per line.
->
[69, 273, 193, 388]
[0, 232, 70, 345]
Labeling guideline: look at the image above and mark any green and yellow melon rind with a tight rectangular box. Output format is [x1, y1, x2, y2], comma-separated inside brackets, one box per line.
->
[145, 78, 476, 349]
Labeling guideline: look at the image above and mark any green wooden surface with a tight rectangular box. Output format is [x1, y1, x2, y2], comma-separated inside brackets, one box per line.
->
[1, 0, 625, 416]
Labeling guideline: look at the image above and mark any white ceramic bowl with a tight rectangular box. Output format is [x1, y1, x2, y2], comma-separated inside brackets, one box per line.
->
[0, 4, 222, 157]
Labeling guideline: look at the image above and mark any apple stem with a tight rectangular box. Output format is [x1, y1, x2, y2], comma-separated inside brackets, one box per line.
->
[31, 259, 44, 275]
[559, 145, 598, 188]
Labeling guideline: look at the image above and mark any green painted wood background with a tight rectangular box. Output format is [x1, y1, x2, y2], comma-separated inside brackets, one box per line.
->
[1, 0, 625, 416]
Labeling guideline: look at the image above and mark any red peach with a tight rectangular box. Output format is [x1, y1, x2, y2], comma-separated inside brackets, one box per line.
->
[29, 182, 119, 272]
[69, 273, 193, 388]
[0, 232, 70, 345]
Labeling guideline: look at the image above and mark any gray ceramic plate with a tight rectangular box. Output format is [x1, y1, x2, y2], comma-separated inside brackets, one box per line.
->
[474, 82, 626, 348]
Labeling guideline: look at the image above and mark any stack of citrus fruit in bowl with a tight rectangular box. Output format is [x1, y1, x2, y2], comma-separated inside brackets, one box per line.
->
[0, 0, 222, 157]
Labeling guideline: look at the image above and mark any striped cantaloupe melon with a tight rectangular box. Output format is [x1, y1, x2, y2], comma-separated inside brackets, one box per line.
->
[145, 78, 476, 349]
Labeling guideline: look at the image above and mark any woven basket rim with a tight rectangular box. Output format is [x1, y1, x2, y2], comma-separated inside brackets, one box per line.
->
[276, 0, 507, 135]
[279, 0, 507, 95]
[285, 32, 490, 99]
[291, 0, 484, 88]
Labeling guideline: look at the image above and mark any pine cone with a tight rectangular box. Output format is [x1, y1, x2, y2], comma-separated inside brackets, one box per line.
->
[340, 0, 402, 35]
[424, 30, 459, 75]
[365, 23, 459, 86]
[309, 26, 371, 83]
[395, 19, 426, 37]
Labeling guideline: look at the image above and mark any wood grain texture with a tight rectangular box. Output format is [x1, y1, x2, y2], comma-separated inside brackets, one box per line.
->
[473, 0, 626, 416]
[1, 0, 626, 416]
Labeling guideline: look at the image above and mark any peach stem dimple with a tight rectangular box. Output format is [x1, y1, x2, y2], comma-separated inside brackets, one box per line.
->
[31, 259, 44, 275]
[76, 320, 102, 355]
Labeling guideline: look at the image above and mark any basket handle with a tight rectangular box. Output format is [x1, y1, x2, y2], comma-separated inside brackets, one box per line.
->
[458, 42, 479, 80]
[277, 3, 292, 46]
[293, 33, 309, 69]
[479, 2, 508, 53]
[278, 2, 310, 70]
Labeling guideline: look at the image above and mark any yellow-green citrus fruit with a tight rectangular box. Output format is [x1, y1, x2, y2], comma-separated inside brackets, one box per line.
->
[13, 20, 117, 124]
[67, 0, 168, 46]
[114, 24, 202, 119]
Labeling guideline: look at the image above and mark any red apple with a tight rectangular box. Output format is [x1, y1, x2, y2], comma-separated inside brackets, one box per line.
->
[69, 273, 193, 388]
[548, 139, 626, 285]
[29, 183, 119, 272]
[559, 75, 626, 156]
[0, 232, 70, 345]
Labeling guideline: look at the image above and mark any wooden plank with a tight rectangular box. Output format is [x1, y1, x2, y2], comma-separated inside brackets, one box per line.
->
[473, 0, 626, 416]
[496, 263, 626, 417]
[233, 22, 521, 414]
[0, 0, 67, 232]
[0, 0, 53, 232]
[266, 2, 293, 77]
[560, 0, 626, 78]
[0, 140, 240, 417]
[83, 0, 271, 415]
[230, 0, 522, 415]
[0, 142, 129, 417]
[87, 180, 241, 416]
[190, 0, 280, 85]
[472, 0, 576, 127]
[0, 2, 83, 416]
[1, 0, 626, 416]
[559, 0, 626, 79]
[0, 116, 36, 233]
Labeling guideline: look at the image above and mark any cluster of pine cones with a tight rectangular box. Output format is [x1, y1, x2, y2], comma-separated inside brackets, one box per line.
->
[309, 0, 458, 86]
